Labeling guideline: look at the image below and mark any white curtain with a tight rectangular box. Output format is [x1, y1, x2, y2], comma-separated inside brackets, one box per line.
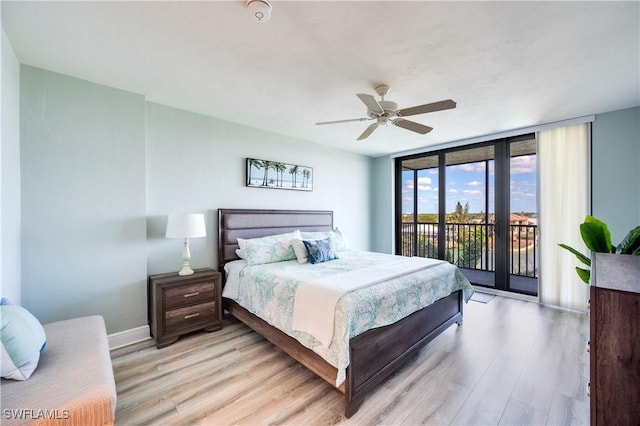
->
[537, 123, 590, 311]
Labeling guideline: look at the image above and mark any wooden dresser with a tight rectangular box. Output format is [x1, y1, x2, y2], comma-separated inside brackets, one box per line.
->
[589, 253, 640, 426]
[148, 268, 222, 348]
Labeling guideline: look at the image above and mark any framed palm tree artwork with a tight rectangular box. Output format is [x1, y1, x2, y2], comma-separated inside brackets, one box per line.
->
[246, 158, 313, 191]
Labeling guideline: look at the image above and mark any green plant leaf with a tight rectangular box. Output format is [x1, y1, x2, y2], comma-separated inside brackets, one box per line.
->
[616, 226, 640, 254]
[580, 216, 612, 252]
[576, 267, 590, 284]
[558, 243, 591, 266]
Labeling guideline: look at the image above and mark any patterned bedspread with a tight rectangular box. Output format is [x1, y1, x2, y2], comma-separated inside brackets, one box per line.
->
[223, 250, 473, 386]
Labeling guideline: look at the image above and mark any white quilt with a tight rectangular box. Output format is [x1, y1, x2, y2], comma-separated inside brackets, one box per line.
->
[291, 256, 446, 346]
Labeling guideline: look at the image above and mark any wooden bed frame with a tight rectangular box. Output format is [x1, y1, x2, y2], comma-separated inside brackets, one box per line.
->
[218, 209, 464, 417]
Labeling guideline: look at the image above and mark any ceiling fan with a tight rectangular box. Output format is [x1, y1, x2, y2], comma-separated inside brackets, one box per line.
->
[315, 84, 456, 141]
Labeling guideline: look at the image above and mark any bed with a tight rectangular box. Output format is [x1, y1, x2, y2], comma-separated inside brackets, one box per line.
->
[218, 208, 473, 417]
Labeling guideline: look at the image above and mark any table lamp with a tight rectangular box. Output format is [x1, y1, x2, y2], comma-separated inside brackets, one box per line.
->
[165, 213, 206, 275]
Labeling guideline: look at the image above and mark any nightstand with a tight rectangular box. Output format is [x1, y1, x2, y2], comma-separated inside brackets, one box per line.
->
[148, 268, 222, 348]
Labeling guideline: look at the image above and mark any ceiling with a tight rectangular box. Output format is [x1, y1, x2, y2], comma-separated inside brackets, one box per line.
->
[2, 1, 638, 157]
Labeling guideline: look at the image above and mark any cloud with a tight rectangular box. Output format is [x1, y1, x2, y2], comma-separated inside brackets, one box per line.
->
[511, 154, 536, 174]
[457, 163, 486, 173]
[417, 176, 432, 191]
[468, 180, 482, 187]
[406, 177, 433, 192]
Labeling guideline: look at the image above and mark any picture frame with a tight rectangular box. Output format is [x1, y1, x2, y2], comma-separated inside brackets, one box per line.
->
[246, 158, 313, 191]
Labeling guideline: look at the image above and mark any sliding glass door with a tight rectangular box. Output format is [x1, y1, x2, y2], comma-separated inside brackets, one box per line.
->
[396, 135, 538, 295]
[400, 154, 439, 258]
[444, 145, 495, 287]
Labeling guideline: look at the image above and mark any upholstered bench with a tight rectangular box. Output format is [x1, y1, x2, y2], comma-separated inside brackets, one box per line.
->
[1, 315, 117, 426]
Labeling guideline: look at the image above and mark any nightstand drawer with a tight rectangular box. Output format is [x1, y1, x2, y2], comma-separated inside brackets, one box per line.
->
[165, 301, 217, 331]
[165, 281, 215, 310]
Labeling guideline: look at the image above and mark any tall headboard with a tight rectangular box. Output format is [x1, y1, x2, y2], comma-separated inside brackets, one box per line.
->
[218, 209, 333, 272]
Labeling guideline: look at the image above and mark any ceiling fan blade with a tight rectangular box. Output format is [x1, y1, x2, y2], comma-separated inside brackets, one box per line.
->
[357, 123, 379, 140]
[393, 119, 433, 135]
[315, 117, 370, 125]
[356, 93, 384, 115]
[396, 99, 456, 117]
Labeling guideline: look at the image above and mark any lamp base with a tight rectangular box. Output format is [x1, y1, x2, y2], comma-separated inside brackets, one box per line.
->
[178, 265, 195, 276]
[178, 238, 195, 275]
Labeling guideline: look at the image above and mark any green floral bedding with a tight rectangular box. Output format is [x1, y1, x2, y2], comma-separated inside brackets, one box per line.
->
[226, 250, 473, 386]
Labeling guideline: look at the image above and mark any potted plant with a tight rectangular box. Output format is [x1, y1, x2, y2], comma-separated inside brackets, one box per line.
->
[559, 215, 640, 284]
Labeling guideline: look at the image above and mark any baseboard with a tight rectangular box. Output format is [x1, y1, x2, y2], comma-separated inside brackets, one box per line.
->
[108, 325, 151, 350]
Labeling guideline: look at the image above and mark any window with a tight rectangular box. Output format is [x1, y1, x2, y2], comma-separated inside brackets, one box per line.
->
[396, 135, 538, 295]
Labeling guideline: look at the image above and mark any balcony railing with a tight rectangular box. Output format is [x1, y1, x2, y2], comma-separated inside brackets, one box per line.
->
[401, 222, 538, 278]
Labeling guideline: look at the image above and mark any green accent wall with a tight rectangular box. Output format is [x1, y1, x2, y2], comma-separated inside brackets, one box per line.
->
[370, 155, 394, 254]
[144, 102, 372, 276]
[20, 66, 148, 332]
[18, 66, 372, 333]
[1, 28, 22, 304]
[592, 106, 640, 243]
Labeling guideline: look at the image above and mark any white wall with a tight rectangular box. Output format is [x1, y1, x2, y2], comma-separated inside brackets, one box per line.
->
[1, 27, 21, 304]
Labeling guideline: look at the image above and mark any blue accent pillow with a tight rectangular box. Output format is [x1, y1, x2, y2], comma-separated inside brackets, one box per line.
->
[0, 298, 47, 381]
[303, 237, 338, 264]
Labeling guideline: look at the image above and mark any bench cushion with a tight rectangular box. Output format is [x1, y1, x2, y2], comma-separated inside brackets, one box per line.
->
[0, 315, 116, 425]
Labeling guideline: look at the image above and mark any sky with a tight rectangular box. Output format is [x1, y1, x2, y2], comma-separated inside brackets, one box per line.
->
[403, 154, 537, 215]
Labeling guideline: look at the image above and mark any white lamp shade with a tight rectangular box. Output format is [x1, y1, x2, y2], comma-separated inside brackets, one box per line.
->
[165, 213, 206, 239]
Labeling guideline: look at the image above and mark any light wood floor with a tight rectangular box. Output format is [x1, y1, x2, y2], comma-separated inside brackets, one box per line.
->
[111, 296, 590, 425]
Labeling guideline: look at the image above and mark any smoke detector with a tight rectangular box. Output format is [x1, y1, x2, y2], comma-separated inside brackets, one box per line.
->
[247, 0, 272, 23]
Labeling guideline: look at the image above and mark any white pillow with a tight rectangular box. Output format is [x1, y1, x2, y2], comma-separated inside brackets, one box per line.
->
[292, 238, 310, 263]
[300, 228, 351, 252]
[332, 227, 351, 251]
[237, 230, 302, 265]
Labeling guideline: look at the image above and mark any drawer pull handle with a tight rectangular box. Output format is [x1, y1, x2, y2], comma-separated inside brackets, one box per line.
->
[184, 313, 200, 319]
[184, 292, 200, 298]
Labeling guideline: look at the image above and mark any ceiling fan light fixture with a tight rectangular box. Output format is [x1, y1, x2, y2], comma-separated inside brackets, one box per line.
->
[247, 0, 272, 23]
